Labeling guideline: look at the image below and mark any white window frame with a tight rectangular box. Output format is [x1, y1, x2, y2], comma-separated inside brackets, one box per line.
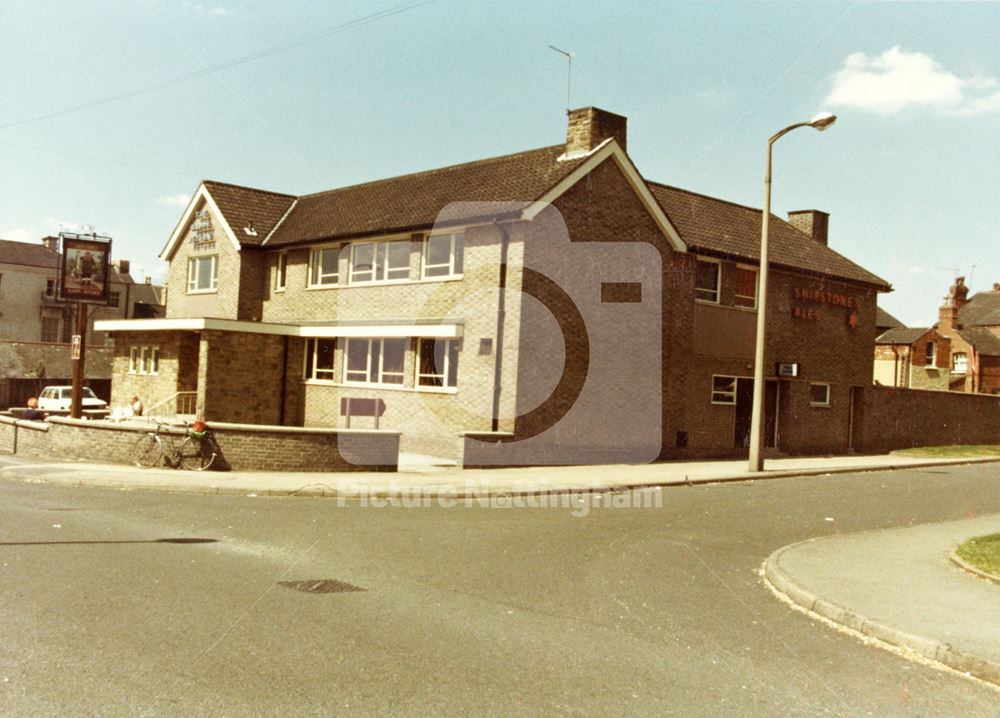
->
[308, 247, 340, 288]
[952, 352, 968, 374]
[349, 240, 410, 285]
[130, 345, 159, 375]
[303, 338, 336, 382]
[925, 341, 937, 367]
[733, 264, 758, 310]
[343, 338, 407, 386]
[416, 338, 460, 390]
[275, 252, 287, 292]
[421, 232, 464, 280]
[711, 375, 737, 405]
[695, 257, 721, 304]
[129, 347, 140, 374]
[809, 382, 830, 407]
[187, 255, 218, 293]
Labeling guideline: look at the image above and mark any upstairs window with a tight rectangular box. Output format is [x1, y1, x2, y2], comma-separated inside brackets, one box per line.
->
[952, 352, 968, 374]
[275, 252, 287, 291]
[187, 255, 218, 293]
[417, 338, 460, 388]
[733, 266, 757, 309]
[344, 338, 406, 386]
[422, 232, 464, 279]
[925, 341, 936, 367]
[108, 291, 120, 308]
[695, 258, 720, 303]
[308, 247, 339, 287]
[46, 279, 55, 297]
[350, 241, 410, 283]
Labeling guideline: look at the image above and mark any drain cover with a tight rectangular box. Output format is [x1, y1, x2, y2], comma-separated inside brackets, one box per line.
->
[278, 579, 366, 594]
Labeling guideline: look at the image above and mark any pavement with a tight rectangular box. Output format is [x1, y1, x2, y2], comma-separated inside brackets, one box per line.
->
[766, 513, 1000, 686]
[1, 450, 999, 499]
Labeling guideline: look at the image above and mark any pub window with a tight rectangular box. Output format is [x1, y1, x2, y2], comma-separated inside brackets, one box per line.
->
[343, 338, 406, 386]
[130, 345, 159, 375]
[695, 258, 720, 303]
[417, 338, 460, 388]
[308, 247, 339, 287]
[733, 266, 757, 309]
[422, 232, 465, 279]
[187, 255, 218, 292]
[350, 240, 410, 284]
[711, 375, 736, 405]
[275, 252, 287, 291]
[809, 383, 830, 407]
[41, 317, 60, 342]
[952, 352, 968, 374]
[303, 338, 335, 381]
[925, 341, 936, 367]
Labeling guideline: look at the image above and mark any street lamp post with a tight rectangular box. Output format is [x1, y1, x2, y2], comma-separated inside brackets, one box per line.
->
[748, 112, 837, 472]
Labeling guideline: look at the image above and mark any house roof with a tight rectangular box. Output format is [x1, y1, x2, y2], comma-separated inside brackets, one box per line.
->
[262, 145, 590, 246]
[645, 182, 891, 290]
[957, 292, 1000, 327]
[200, 181, 296, 247]
[0, 239, 59, 268]
[876, 306, 904, 331]
[876, 327, 932, 345]
[956, 326, 1000, 357]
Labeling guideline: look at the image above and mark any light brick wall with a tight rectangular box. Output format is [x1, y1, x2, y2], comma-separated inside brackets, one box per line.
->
[110, 331, 199, 413]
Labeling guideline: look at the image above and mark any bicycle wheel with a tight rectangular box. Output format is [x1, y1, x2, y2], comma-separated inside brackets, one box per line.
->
[133, 433, 163, 468]
[179, 434, 216, 471]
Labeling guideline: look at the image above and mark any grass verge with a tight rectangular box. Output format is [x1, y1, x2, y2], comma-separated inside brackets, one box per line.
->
[956, 534, 1000, 577]
[891, 445, 1000, 458]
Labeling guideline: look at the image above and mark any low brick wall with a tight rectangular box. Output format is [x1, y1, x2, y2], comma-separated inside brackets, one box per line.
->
[853, 386, 1000, 453]
[0, 416, 399, 472]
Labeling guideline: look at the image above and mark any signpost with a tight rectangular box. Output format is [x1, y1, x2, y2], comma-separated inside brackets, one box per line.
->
[56, 232, 113, 419]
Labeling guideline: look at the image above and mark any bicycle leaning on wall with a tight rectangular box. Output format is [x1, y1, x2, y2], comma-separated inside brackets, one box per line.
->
[132, 419, 219, 471]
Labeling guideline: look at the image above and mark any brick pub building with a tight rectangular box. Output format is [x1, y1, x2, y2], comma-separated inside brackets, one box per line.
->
[98, 108, 894, 465]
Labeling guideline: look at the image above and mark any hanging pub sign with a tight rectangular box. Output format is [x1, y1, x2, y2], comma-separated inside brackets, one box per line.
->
[58, 233, 112, 304]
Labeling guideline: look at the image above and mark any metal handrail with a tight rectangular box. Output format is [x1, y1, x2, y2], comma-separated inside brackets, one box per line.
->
[144, 391, 197, 417]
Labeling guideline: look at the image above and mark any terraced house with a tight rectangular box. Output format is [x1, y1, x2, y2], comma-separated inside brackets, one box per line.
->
[97, 107, 892, 465]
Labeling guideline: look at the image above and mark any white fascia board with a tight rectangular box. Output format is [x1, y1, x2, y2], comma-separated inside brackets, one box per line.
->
[520, 140, 686, 252]
[159, 184, 242, 261]
[299, 324, 463, 339]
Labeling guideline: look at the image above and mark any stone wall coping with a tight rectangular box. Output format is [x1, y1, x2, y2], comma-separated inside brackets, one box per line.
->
[0, 415, 50, 431]
[40, 415, 399, 437]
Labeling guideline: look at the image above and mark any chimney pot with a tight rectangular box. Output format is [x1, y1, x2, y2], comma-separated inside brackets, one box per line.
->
[565, 107, 627, 155]
[116, 259, 130, 276]
[41, 236, 59, 252]
[787, 210, 829, 245]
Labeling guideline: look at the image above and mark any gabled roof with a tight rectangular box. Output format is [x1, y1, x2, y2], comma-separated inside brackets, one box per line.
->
[264, 145, 591, 246]
[0, 239, 59, 268]
[202, 181, 296, 247]
[876, 306, 904, 331]
[957, 292, 1000, 327]
[876, 327, 932, 345]
[646, 182, 891, 290]
[956, 326, 1000, 357]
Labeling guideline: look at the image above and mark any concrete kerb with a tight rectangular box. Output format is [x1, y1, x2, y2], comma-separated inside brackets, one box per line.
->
[947, 548, 1000, 585]
[2, 455, 1000, 499]
[764, 538, 1000, 687]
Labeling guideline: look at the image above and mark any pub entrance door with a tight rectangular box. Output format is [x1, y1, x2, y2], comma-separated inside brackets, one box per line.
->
[734, 378, 778, 450]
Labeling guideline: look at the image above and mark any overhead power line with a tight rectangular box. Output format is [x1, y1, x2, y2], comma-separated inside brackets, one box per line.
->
[0, 0, 437, 131]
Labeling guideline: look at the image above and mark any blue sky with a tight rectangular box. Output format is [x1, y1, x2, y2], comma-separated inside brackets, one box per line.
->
[2, 0, 998, 326]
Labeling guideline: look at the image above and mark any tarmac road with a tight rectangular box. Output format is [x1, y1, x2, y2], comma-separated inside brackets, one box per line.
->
[1, 463, 999, 716]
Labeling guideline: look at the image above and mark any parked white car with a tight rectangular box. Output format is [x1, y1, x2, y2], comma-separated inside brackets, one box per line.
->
[37, 386, 109, 414]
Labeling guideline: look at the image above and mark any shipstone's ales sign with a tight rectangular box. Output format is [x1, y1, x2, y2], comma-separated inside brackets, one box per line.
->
[58, 233, 112, 304]
[791, 286, 861, 328]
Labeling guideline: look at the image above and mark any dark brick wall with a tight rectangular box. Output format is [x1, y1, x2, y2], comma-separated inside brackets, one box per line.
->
[0, 416, 399, 472]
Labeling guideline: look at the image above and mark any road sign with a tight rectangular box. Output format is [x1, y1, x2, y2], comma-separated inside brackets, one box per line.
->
[71, 335, 81, 360]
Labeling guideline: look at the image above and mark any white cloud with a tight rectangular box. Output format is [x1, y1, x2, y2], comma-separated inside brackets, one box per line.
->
[183, 2, 234, 17]
[825, 46, 1000, 116]
[155, 194, 192, 208]
[43, 217, 95, 234]
[1, 228, 38, 243]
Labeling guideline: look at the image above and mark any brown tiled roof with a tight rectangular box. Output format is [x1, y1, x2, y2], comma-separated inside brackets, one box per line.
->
[956, 326, 1000, 357]
[646, 182, 891, 290]
[876, 306, 904, 331]
[875, 327, 931, 345]
[0, 239, 59, 268]
[202, 181, 296, 247]
[957, 292, 1000, 327]
[264, 145, 589, 246]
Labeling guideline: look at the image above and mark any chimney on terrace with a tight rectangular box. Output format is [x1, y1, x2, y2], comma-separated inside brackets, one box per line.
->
[41, 236, 59, 252]
[565, 107, 627, 155]
[787, 210, 829, 246]
[939, 276, 969, 332]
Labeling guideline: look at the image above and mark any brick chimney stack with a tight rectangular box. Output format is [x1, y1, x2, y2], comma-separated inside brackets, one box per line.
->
[565, 107, 627, 155]
[116, 259, 131, 276]
[787, 210, 830, 245]
[938, 276, 969, 332]
[41, 236, 59, 252]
